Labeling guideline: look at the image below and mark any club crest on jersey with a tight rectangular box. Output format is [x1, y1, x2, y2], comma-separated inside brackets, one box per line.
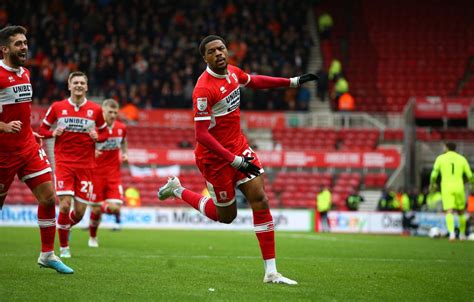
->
[61, 109, 68, 115]
[197, 98, 207, 111]
[8, 76, 14, 83]
[219, 191, 228, 201]
[118, 129, 123, 135]
[220, 86, 227, 94]
[87, 110, 93, 117]
[57, 181, 64, 189]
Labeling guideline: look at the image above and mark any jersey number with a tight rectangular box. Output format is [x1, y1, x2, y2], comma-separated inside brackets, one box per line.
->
[80, 181, 93, 193]
[38, 148, 50, 165]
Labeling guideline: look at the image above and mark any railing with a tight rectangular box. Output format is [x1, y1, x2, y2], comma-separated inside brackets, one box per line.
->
[287, 112, 389, 130]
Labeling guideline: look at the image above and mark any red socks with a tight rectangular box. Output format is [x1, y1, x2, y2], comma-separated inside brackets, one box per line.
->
[89, 212, 101, 238]
[57, 210, 81, 247]
[69, 211, 80, 227]
[253, 209, 275, 260]
[57, 211, 70, 248]
[101, 203, 113, 214]
[37, 203, 56, 252]
[181, 189, 218, 221]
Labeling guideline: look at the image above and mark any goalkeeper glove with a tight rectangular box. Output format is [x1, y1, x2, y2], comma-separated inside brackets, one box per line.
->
[231, 156, 261, 178]
[290, 73, 319, 87]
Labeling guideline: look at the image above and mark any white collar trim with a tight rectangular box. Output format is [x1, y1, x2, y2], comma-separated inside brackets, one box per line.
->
[0, 60, 25, 76]
[206, 66, 229, 79]
[68, 97, 87, 108]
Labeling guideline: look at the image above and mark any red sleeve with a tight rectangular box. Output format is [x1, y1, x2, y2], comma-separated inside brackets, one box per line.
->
[246, 75, 291, 89]
[42, 104, 57, 127]
[96, 126, 109, 142]
[195, 120, 235, 163]
[95, 107, 107, 130]
[38, 122, 53, 138]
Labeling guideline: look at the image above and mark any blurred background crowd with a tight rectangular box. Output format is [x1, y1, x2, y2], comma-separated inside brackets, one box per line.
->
[1, 0, 312, 111]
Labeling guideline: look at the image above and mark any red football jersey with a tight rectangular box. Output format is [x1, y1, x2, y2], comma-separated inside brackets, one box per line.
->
[0, 60, 35, 153]
[192, 65, 251, 162]
[43, 98, 107, 168]
[94, 120, 127, 178]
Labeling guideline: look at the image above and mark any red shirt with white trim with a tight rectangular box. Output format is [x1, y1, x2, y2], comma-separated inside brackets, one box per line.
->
[94, 120, 126, 178]
[192, 65, 251, 162]
[0, 60, 35, 154]
[43, 98, 106, 168]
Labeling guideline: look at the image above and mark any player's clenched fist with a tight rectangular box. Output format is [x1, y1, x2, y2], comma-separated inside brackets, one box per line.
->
[0, 120, 22, 133]
[231, 155, 261, 178]
[52, 127, 65, 137]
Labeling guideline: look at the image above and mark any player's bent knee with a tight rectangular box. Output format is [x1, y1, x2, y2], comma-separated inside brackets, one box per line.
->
[219, 214, 236, 224]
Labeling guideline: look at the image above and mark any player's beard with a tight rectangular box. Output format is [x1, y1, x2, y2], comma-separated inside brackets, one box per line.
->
[10, 51, 26, 67]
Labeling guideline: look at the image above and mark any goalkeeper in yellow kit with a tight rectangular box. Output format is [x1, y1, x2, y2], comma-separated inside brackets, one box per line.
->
[430, 142, 473, 241]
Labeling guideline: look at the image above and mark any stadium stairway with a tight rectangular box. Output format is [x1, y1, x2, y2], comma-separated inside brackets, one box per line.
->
[307, 7, 331, 112]
[358, 190, 381, 211]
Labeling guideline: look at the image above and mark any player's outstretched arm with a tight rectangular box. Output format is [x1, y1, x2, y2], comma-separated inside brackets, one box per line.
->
[246, 73, 319, 90]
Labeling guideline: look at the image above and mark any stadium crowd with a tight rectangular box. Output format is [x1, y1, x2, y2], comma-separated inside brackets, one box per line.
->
[1, 0, 313, 111]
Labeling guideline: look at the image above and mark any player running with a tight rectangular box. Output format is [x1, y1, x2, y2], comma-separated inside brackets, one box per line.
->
[0, 25, 73, 273]
[158, 35, 318, 284]
[430, 142, 472, 241]
[88, 98, 128, 247]
[39, 71, 108, 257]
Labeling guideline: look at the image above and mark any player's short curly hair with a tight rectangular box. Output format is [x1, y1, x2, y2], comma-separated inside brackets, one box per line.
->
[0, 25, 27, 47]
[199, 35, 226, 56]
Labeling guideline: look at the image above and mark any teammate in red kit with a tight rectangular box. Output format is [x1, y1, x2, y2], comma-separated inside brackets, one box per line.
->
[158, 35, 318, 284]
[39, 71, 108, 258]
[88, 98, 128, 247]
[0, 25, 73, 274]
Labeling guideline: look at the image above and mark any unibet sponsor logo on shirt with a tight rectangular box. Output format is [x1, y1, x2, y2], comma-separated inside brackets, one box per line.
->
[57, 117, 96, 133]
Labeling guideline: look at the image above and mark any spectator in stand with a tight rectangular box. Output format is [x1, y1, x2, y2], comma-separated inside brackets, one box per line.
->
[395, 187, 410, 212]
[296, 86, 311, 111]
[317, 186, 332, 232]
[119, 101, 139, 125]
[338, 92, 355, 127]
[315, 69, 328, 101]
[345, 188, 364, 211]
[328, 59, 342, 81]
[318, 12, 333, 40]
[378, 187, 396, 211]
[409, 187, 425, 211]
[332, 74, 349, 99]
[426, 188, 442, 212]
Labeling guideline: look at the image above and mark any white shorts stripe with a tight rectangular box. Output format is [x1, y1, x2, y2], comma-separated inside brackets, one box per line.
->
[105, 199, 123, 204]
[57, 190, 74, 196]
[75, 196, 93, 205]
[21, 167, 52, 182]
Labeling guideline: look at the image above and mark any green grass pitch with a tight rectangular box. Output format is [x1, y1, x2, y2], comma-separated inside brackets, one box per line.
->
[0, 227, 473, 301]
